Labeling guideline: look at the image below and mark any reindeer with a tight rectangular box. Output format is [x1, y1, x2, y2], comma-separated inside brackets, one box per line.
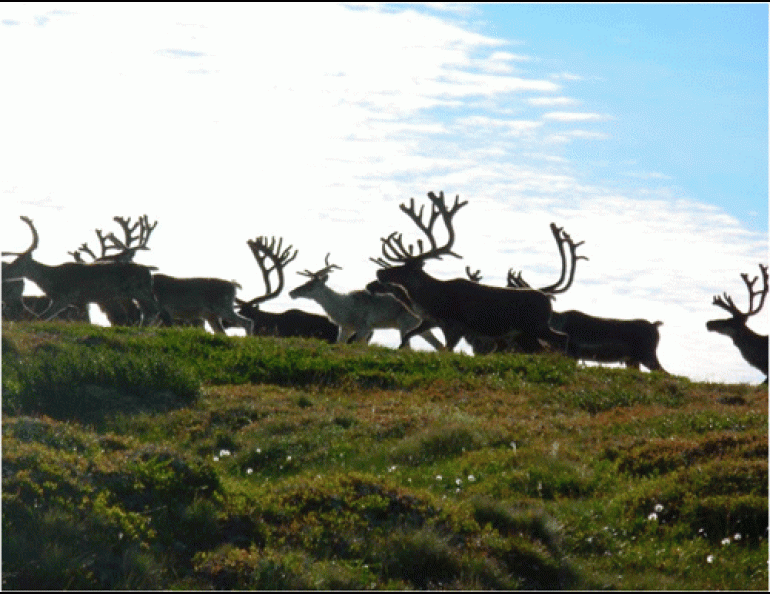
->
[1, 216, 160, 324]
[152, 274, 254, 335]
[371, 191, 568, 353]
[69, 214, 158, 325]
[463, 223, 587, 355]
[505, 264, 666, 373]
[707, 264, 768, 383]
[229, 236, 339, 342]
[288, 254, 444, 349]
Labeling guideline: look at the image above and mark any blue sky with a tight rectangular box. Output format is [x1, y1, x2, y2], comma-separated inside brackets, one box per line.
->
[1, 3, 767, 383]
[478, 3, 768, 232]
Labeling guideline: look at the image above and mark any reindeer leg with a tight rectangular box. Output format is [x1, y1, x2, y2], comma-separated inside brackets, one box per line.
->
[208, 316, 227, 334]
[399, 319, 433, 349]
[353, 326, 372, 343]
[642, 357, 667, 374]
[419, 330, 445, 351]
[443, 327, 465, 352]
[539, 325, 568, 353]
[40, 299, 73, 321]
[337, 326, 355, 344]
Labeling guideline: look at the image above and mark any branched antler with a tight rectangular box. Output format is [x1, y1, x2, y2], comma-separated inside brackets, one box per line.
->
[505, 222, 587, 296]
[70, 215, 157, 263]
[713, 264, 769, 319]
[298, 253, 342, 279]
[465, 266, 483, 283]
[239, 236, 298, 306]
[372, 191, 468, 267]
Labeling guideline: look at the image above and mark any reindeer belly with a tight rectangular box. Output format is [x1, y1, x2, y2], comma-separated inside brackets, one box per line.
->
[569, 340, 632, 363]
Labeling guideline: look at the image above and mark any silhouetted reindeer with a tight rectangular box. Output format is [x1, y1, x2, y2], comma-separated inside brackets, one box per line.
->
[229, 236, 339, 342]
[505, 262, 666, 373]
[707, 264, 768, 383]
[463, 222, 587, 355]
[68, 214, 158, 326]
[2, 216, 160, 325]
[371, 191, 568, 352]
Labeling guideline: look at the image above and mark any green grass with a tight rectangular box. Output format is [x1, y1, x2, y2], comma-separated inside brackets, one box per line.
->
[2, 321, 767, 589]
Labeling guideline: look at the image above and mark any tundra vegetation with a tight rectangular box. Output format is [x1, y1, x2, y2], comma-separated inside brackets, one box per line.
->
[2, 321, 767, 590]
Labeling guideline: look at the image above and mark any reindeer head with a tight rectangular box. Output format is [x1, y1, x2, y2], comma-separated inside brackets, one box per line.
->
[288, 253, 342, 300]
[707, 264, 768, 338]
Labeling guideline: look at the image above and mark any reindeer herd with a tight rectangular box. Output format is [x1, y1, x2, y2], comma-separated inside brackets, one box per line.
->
[2, 191, 768, 384]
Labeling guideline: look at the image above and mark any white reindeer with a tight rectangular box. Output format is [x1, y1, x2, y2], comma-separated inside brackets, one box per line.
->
[288, 254, 444, 350]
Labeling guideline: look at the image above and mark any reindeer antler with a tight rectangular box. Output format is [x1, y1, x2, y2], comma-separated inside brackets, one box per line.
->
[504, 222, 587, 297]
[465, 266, 483, 283]
[372, 191, 468, 267]
[713, 264, 769, 319]
[70, 215, 157, 263]
[239, 236, 299, 306]
[2, 216, 39, 258]
[297, 253, 342, 279]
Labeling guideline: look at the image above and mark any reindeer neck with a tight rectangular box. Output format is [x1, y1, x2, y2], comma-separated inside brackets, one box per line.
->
[730, 324, 767, 365]
[302, 284, 350, 319]
[8, 257, 60, 296]
[395, 268, 446, 301]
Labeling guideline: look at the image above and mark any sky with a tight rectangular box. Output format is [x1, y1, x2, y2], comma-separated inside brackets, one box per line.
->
[1, 3, 767, 384]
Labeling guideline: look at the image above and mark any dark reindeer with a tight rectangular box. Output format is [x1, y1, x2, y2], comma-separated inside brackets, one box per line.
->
[229, 236, 339, 342]
[506, 266, 666, 373]
[151, 274, 254, 335]
[70, 215, 250, 334]
[707, 264, 768, 383]
[289, 254, 444, 349]
[464, 223, 587, 355]
[69, 214, 158, 326]
[371, 191, 568, 353]
[2, 216, 160, 324]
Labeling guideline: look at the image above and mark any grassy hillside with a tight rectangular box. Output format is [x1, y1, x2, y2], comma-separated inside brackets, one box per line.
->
[2, 321, 767, 590]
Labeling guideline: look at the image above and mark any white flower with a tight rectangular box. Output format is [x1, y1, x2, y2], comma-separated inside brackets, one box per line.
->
[255, 447, 261, 453]
[733, 533, 742, 541]
[721, 538, 730, 546]
[219, 449, 231, 457]
[286, 455, 292, 462]
[455, 478, 462, 485]
[654, 504, 663, 513]
[706, 554, 715, 563]
[436, 475, 442, 481]
[647, 512, 658, 521]
[467, 474, 476, 482]
[246, 468, 253, 475]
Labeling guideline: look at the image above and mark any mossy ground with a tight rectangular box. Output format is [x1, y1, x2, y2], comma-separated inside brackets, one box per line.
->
[2, 322, 767, 589]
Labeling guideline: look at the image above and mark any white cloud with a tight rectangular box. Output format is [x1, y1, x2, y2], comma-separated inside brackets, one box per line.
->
[543, 112, 612, 122]
[551, 72, 585, 81]
[528, 96, 579, 107]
